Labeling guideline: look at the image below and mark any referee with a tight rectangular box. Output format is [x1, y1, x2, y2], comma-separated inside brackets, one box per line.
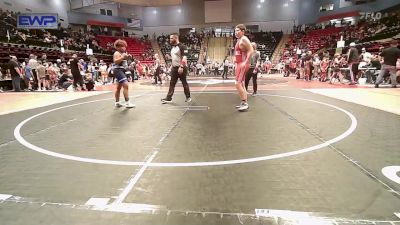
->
[161, 33, 191, 103]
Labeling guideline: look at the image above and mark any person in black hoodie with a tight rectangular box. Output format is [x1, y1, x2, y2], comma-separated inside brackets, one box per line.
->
[375, 40, 400, 88]
[69, 54, 86, 91]
[347, 42, 359, 85]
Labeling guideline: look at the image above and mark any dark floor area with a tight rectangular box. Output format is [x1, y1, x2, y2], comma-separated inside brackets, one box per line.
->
[0, 89, 399, 225]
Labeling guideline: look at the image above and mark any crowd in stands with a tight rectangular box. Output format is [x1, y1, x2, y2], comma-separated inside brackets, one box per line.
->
[289, 11, 400, 55]
[98, 36, 154, 63]
[277, 41, 399, 86]
[0, 9, 113, 55]
[273, 10, 400, 87]
[2, 6, 399, 91]
[0, 49, 183, 92]
[0, 7, 162, 91]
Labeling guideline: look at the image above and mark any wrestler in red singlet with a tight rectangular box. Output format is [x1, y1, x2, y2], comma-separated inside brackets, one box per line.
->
[234, 39, 247, 82]
[234, 24, 253, 112]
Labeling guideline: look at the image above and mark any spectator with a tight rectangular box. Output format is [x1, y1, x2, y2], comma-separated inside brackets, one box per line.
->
[8, 56, 22, 92]
[347, 42, 359, 85]
[36, 61, 47, 91]
[375, 40, 400, 88]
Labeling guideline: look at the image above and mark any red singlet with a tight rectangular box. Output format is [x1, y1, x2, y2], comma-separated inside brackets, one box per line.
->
[235, 38, 246, 64]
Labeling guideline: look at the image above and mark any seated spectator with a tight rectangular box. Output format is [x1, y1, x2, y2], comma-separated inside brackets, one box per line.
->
[58, 72, 73, 90]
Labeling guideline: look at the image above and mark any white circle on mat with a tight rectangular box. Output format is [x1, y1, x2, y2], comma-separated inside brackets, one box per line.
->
[14, 94, 357, 167]
[382, 166, 400, 184]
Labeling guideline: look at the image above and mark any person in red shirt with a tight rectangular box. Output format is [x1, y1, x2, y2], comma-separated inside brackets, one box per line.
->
[289, 58, 297, 76]
[320, 57, 329, 82]
[46, 62, 57, 90]
[233, 24, 253, 112]
[136, 61, 144, 79]
[304, 52, 313, 81]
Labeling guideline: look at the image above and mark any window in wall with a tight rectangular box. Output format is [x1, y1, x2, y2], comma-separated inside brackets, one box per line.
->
[106, 10, 112, 16]
[320, 3, 334, 12]
[100, 9, 106, 15]
[25, 8, 32, 12]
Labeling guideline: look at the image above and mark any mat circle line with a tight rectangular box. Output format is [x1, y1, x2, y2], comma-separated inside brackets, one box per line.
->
[13, 93, 358, 167]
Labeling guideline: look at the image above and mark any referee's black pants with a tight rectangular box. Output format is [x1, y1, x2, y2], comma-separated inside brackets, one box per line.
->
[166, 66, 190, 100]
[245, 67, 258, 93]
[72, 72, 85, 89]
[222, 66, 228, 79]
[154, 66, 162, 84]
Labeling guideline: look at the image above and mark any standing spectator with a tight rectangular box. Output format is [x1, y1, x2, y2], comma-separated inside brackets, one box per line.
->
[136, 61, 144, 79]
[214, 61, 219, 76]
[375, 40, 400, 88]
[99, 61, 108, 84]
[312, 54, 321, 79]
[347, 42, 359, 85]
[47, 62, 57, 90]
[320, 57, 329, 82]
[70, 54, 86, 91]
[264, 58, 272, 75]
[330, 54, 343, 84]
[36, 61, 46, 91]
[153, 54, 162, 85]
[8, 56, 22, 92]
[304, 52, 313, 81]
[23, 61, 33, 90]
[28, 54, 39, 90]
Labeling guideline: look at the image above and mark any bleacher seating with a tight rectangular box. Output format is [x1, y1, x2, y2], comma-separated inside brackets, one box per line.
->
[96, 35, 154, 65]
[251, 31, 283, 61]
[289, 27, 343, 53]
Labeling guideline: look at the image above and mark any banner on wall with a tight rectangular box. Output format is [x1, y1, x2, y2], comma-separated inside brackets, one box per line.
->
[127, 18, 143, 30]
[17, 14, 58, 29]
[359, 12, 382, 20]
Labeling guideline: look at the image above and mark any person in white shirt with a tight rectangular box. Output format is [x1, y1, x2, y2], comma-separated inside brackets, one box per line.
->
[99, 61, 108, 84]
[360, 48, 372, 64]
[28, 54, 39, 90]
[312, 54, 321, 79]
